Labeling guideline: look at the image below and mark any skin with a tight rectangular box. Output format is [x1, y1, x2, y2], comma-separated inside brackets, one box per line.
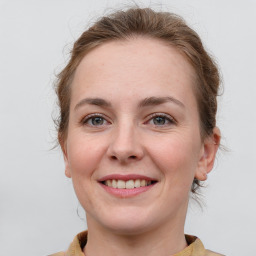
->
[62, 37, 220, 256]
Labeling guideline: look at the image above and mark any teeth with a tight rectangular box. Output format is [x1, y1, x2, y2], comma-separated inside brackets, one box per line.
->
[104, 179, 153, 189]
[134, 179, 140, 188]
[125, 180, 134, 189]
[117, 180, 125, 189]
[112, 179, 117, 188]
[141, 180, 146, 186]
[106, 180, 112, 187]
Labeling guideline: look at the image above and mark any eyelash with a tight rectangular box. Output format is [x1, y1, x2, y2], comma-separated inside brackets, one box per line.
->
[146, 113, 176, 127]
[81, 113, 110, 127]
[81, 113, 176, 127]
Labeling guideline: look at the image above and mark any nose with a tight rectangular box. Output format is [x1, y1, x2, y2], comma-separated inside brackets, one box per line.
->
[107, 122, 144, 164]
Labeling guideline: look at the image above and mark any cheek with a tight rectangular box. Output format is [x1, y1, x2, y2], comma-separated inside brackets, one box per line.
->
[147, 134, 200, 183]
[66, 134, 108, 210]
[67, 133, 107, 178]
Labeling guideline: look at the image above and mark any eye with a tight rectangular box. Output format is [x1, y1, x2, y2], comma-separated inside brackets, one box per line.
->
[147, 113, 175, 127]
[82, 114, 109, 127]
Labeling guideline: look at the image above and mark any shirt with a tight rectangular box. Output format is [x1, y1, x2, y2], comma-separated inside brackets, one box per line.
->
[49, 231, 224, 256]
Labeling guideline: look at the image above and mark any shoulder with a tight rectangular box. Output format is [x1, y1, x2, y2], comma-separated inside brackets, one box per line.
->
[48, 252, 65, 256]
[187, 235, 224, 256]
[205, 249, 225, 256]
[48, 230, 87, 256]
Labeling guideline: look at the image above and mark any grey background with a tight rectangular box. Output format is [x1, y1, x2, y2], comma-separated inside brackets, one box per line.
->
[0, 0, 255, 255]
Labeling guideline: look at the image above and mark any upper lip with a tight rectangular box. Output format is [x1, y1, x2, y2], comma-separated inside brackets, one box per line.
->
[98, 174, 157, 182]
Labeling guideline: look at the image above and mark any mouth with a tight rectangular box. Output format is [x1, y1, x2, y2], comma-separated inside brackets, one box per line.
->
[98, 174, 158, 197]
[101, 179, 157, 189]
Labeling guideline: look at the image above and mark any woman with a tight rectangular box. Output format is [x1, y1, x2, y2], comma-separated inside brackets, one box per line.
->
[50, 7, 223, 256]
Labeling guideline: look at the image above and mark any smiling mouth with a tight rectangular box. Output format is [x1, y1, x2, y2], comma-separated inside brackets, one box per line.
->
[101, 179, 157, 189]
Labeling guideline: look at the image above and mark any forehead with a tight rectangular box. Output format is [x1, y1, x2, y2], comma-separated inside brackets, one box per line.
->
[71, 37, 197, 106]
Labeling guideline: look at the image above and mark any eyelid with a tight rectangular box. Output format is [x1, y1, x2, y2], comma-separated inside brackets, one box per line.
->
[81, 113, 111, 125]
[146, 112, 177, 125]
[80, 112, 176, 126]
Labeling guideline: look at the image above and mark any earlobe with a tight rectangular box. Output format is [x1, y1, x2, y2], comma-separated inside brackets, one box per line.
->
[61, 140, 72, 179]
[195, 127, 221, 181]
[65, 167, 71, 178]
[195, 158, 208, 181]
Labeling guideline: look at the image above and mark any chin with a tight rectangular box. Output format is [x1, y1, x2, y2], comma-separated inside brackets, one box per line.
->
[104, 220, 153, 236]
[88, 206, 161, 236]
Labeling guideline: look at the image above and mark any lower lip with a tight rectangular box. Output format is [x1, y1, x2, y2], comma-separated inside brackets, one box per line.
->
[99, 183, 156, 198]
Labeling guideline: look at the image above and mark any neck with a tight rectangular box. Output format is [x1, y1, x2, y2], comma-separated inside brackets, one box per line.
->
[84, 215, 188, 256]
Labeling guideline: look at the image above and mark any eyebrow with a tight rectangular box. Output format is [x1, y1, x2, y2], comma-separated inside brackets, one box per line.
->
[74, 96, 184, 111]
[138, 96, 185, 108]
[74, 98, 111, 110]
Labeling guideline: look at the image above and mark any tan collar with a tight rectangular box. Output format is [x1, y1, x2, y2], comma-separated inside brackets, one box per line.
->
[68, 231, 206, 256]
[50, 231, 222, 256]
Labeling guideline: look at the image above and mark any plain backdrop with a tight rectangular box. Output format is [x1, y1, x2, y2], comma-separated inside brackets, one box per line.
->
[1, 0, 255, 255]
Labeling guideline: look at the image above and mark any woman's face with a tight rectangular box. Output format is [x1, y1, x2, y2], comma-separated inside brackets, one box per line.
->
[63, 38, 213, 235]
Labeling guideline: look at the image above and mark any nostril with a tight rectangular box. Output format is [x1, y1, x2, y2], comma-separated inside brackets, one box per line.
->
[109, 154, 138, 161]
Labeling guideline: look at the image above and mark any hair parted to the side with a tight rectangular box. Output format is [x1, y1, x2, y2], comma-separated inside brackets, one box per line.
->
[55, 7, 221, 194]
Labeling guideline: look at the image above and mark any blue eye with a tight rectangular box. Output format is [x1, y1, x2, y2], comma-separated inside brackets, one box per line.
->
[90, 117, 105, 126]
[148, 114, 175, 126]
[153, 116, 168, 125]
[82, 115, 108, 126]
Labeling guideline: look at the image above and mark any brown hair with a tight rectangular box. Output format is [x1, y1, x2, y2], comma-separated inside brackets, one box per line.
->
[55, 7, 220, 194]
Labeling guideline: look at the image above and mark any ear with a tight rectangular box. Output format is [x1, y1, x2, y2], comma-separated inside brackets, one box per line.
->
[195, 127, 221, 181]
[60, 140, 72, 179]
